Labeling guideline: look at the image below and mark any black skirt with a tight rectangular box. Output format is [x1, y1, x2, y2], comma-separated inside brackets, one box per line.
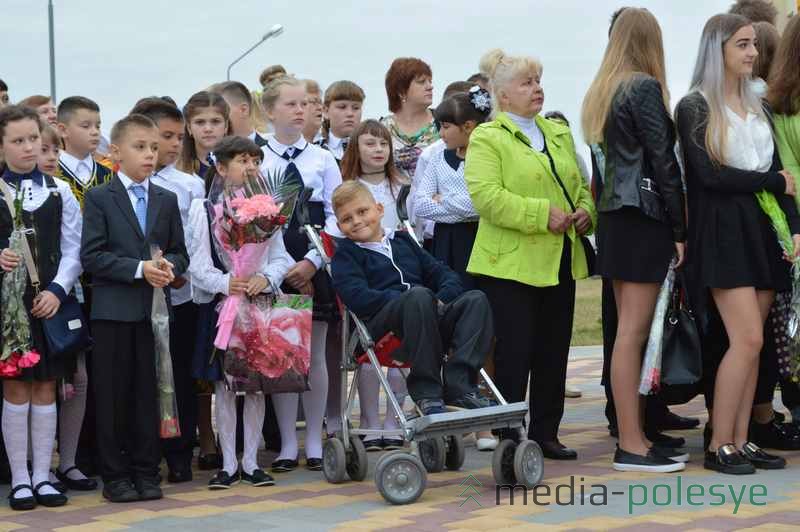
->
[432, 221, 479, 290]
[597, 207, 674, 283]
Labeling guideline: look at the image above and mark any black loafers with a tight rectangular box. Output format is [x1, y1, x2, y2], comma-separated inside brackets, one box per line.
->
[704, 444, 756, 475]
[658, 411, 700, 431]
[306, 458, 323, 471]
[740, 441, 787, 469]
[271, 459, 299, 473]
[538, 440, 578, 460]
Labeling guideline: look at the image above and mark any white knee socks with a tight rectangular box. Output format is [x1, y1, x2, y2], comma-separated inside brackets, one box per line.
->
[357, 366, 408, 438]
[273, 320, 328, 461]
[3, 400, 32, 499]
[214, 382, 238, 475]
[58, 354, 88, 480]
[384, 368, 408, 431]
[242, 394, 265, 474]
[31, 403, 59, 496]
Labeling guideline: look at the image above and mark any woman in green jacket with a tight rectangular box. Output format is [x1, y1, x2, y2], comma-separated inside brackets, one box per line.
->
[465, 48, 596, 460]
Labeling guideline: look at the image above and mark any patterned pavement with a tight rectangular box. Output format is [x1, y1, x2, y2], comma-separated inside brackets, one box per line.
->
[2, 347, 800, 531]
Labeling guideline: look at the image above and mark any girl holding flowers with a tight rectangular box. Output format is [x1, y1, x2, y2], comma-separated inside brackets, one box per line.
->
[0, 105, 82, 510]
[188, 135, 293, 489]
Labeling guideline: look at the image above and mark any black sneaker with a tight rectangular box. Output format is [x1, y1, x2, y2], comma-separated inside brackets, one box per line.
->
[363, 439, 383, 452]
[208, 470, 240, 490]
[613, 447, 685, 473]
[750, 418, 800, 450]
[416, 398, 446, 415]
[135, 476, 163, 501]
[739, 441, 786, 469]
[650, 445, 690, 463]
[446, 392, 499, 410]
[704, 444, 756, 475]
[102, 478, 139, 503]
[241, 469, 275, 486]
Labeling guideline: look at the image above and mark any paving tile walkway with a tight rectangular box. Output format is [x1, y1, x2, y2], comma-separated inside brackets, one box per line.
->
[2, 348, 799, 531]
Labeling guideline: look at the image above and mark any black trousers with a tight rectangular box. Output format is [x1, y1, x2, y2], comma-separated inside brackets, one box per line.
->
[92, 320, 160, 482]
[161, 302, 199, 472]
[366, 287, 492, 402]
[600, 277, 672, 430]
[480, 245, 575, 442]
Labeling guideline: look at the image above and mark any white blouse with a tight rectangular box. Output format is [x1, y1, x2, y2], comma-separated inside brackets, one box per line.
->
[414, 149, 478, 224]
[187, 199, 294, 304]
[2, 176, 82, 296]
[723, 107, 774, 172]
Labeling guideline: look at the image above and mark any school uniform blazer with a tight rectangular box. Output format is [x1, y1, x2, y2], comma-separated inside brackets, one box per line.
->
[80, 174, 189, 322]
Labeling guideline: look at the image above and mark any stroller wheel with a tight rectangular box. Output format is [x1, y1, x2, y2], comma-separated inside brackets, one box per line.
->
[492, 439, 518, 485]
[346, 435, 368, 481]
[375, 452, 427, 505]
[513, 440, 544, 488]
[445, 435, 465, 471]
[323, 438, 347, 484]
[418, 437, 446, 473]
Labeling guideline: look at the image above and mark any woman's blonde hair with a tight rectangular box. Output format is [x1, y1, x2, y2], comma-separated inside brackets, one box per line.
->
[684, 13, 763, 165]
[479, 48, 542, 113]
[260, 75, 305, 111]
[581, 8, 669, 143]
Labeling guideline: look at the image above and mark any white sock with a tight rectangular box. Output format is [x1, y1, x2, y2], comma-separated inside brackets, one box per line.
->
[301, 321, 328, 460]
[271, 392, 299, 461]
[59, 354, 88, 480]
[384, 368, 408, 432]
[242, 394, 265, 474]
[214, 382, 239, 475]
[31, 403, 59, 496]
[357, 364, 381, 442]
[3, 400, 32, 499]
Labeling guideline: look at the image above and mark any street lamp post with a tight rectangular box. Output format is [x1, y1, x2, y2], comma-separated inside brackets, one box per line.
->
[48, 0, 56, 101]
[226, 24, 284, 81]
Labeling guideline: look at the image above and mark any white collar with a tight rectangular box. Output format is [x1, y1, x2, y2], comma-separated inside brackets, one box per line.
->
[59, 151, 94, 173]
[118, 171, 149, 191]
[328, 132, 345, 149]
[354, 228, 396, 250]
[268, 135, 307, 153]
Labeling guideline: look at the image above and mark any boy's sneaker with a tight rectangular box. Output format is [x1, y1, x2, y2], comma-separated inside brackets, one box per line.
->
[241, 469, 275, 486]
[416, 398, 447, 415]
[208, 470, 240, 490]
[363, 438, 383, 452]
[613, 447, 685, 473]
[382, 438, 404, 450]
[446, 392, 498, 410]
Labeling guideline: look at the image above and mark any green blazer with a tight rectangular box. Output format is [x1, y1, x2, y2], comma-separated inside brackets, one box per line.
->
[775, 112, 800, 210]
[465, 112, 597, 287]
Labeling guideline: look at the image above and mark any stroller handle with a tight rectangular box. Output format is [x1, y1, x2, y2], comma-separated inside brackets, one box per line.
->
[396, 184, 411, 222]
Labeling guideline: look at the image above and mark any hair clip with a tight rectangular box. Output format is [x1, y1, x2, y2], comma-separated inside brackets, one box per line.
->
[469, 85, 491, 113]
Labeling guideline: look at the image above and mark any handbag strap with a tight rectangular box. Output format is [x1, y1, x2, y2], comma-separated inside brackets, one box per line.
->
[542, 145, 577, 214]
[0, 179, 41, 291]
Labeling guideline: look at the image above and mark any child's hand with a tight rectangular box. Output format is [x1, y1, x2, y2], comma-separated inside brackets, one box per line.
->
[298, 280, 315, 296]
[0, 248, 21, 272]
[285, 259, 317, 289]
[246, 274, 268, 296]
[432, 194, 442, 203]
[31, 290, 61, 319]
[228, 276, 249, 295]
[143, 260, 172, 288]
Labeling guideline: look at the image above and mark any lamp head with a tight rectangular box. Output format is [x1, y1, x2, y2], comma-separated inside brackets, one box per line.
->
[263, 24, 284, 40]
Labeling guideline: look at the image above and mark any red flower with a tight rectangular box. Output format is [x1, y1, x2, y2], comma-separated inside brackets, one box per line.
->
[17, 350, 40, 369]
[160, 417, 181, 438]
[0, 359, 21, 378]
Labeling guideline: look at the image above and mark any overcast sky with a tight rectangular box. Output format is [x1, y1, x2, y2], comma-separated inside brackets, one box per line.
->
[3, 0, 735, 155]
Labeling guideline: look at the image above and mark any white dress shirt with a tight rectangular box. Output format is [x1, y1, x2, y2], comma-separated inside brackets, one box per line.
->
[116, 171, 150, 279]
[2, 175, 83, 297]
[259, 136, 342, 269]
[325, 132, 347, 161]
[724, 107, 774, 172]
[187, 198, 294, 303]
[151, 164, 206, 305]
[59, 151, 96, 186]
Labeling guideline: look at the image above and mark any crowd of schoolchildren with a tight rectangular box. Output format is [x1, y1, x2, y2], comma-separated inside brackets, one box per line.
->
[1, 0, 800, 512]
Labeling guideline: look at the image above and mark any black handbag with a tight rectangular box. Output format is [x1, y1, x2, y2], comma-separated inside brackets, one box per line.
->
[542, 145, 597, 275]
[659, 273, 702, 404]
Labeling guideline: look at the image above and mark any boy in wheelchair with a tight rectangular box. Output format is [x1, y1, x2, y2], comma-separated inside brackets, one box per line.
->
[330, 181, 495, 416]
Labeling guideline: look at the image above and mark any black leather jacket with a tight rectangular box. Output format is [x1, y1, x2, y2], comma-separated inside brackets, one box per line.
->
[597, 76, 687, 242]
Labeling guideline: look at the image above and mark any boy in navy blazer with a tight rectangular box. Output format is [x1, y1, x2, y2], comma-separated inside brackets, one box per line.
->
[80, 114, 188, 503]
[330, 181, 494, 416]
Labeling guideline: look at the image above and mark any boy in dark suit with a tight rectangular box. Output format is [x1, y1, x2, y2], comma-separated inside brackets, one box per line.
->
[80, 114, 189, 503]
[330, 181, 494, 415]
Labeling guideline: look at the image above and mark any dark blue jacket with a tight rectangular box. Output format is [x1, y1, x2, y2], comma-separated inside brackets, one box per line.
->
[331, 231, 464, 319]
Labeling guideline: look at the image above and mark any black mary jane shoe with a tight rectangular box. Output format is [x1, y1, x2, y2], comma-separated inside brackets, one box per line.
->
[740, 441, 787, 470]
[33, 481, 68, 507]
[306, 458, 323, 472]
[270, 459, 299, 473]
[8, 484, 36, 511]
[704, 443, 756, 475]
[55, 467, 98, 491]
